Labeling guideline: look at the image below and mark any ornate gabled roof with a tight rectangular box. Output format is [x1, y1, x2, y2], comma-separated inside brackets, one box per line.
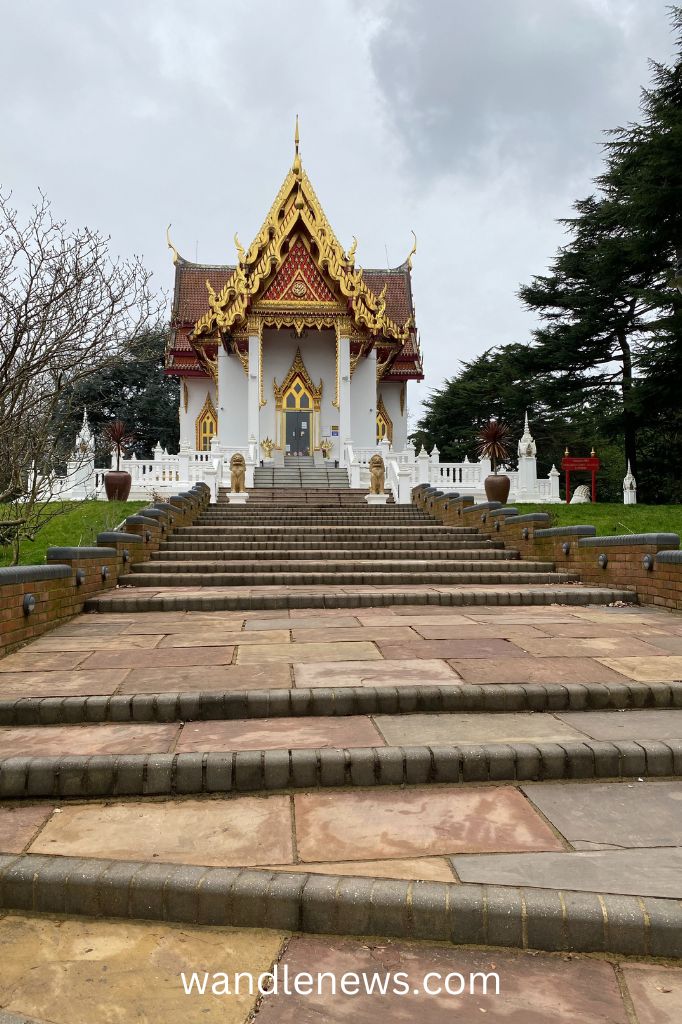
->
[166, 126, 423, 381]
[190, 134, 411, 344]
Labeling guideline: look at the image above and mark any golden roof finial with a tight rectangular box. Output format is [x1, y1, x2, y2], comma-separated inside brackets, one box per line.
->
[406, 229, 417, 270]
[293, 114, 302, 177]
[166, 224, 181, 265]
[347, 236, 358, 265]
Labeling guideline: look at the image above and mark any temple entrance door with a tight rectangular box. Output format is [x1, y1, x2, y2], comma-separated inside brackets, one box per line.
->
[285, 411, 310, 456]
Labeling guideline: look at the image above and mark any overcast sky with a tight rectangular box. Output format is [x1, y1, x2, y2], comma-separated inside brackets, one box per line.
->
[2, 0, 677, 420]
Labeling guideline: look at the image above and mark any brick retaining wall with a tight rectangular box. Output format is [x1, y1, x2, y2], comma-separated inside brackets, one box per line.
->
[413, 486, 682, 611]
[0, 484, 210, 657]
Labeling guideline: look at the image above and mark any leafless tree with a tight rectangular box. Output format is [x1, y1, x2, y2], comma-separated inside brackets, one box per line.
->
[0, 190, 161, 563]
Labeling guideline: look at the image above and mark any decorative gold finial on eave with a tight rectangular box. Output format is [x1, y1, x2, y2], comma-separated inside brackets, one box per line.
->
[347, 236, 357, 265]
[166, 224, 182, 265]
[234, 233, 246, 265]
[406, 229, 417, 270]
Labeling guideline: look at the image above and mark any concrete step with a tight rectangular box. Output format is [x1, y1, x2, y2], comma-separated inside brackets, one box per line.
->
[157, 536, 499, 552]
[85, 584, 636, 611]
[135, 557, 537, 574]
[123, 570, 579, 586]
[154, 546, 510, 559]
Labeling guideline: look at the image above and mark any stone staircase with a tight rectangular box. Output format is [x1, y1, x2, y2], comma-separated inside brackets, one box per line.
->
[252, 455, 350, 489]
[124, 491, 584, 590]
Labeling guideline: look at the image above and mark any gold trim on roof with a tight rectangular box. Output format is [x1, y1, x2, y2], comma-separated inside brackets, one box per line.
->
[191, 154, 411, 346]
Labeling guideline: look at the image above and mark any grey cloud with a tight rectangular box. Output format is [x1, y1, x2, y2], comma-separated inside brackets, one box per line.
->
[366, 0, 675, 186]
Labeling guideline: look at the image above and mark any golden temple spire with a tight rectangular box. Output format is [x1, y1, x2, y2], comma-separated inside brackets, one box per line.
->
[293, 114, 302, 178]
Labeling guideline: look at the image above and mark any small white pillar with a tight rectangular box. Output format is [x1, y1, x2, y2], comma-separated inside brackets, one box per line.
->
[623, 461, 637, 505]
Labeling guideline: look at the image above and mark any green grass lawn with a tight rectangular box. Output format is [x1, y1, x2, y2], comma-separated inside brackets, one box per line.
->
[0, 501, 146, 567]
[515, 503, 682, 537]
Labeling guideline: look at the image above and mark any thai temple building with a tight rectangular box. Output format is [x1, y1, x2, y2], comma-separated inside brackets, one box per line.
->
[42, 128, 564, 504]
[165, 120, 423, 466]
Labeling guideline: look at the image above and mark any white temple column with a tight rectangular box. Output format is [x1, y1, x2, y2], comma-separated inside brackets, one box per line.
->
[338, 335, 351, 465]
[247, 334, 260, 446]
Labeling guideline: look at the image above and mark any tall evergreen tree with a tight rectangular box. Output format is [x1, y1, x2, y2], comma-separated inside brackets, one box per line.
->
[59, 329, 179, 463]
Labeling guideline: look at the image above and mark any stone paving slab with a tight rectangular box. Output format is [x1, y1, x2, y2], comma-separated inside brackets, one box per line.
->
[294, 786, 564, 861]
[157, 629, 291, 646]
[600, 656, 682, 682]
[523, 779, 682, 849]
[557, 709, 682, 741]
[452, 846, 682, 898]
[409, 623, 549, 639]
[0, 670, 127, 698]
[245, 615, 361, 630]
[447, 656, 630, 684]
[519, 636, 672, 658]
[25, 634, 164, 652]
[120, 663, 293, 693]
[255, 935, 631, 1023]
[0, 724, 180, 756]
[374, 712, 586, 745]
[622, 963, 682, 1024]
[294, 659, 461, 687]
[289, 626, 419, 643]
[81, 647, 236, 669]
[0, 652, 89, 672]
[30, 796, 293, 866]
[237, 641, 381, 664]
[264, 856, 457, 882]
[0, 914, 285, 1024]
[175, 716, 384, 752]
[0, 805, 53, 853]
[377, 638, 528, 660]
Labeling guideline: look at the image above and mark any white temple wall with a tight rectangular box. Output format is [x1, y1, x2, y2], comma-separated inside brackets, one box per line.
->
[379, 382, 408, 451]
[179, 377, 218, 450]
[217, 347, 249, 447]
[350, 349, 378, 448]
[259, 328, 338, 457]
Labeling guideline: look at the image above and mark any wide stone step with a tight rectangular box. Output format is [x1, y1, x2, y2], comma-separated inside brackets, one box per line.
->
[161, 538, 503, 550]
[85, 584, 636, 611]
[123, 570, 577, 586]
[143, 556, 527, 573]
[153, 547, 512, 560]
[176, 527, 486, 537]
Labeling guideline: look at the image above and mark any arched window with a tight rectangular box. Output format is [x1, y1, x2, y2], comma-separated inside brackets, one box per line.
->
[376, 395, 393, 444]
[282, 376, 313, 411]
[195, 392, 217, 451]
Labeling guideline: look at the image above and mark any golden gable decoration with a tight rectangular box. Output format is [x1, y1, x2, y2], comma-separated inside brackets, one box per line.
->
[191, 125, 411, 349]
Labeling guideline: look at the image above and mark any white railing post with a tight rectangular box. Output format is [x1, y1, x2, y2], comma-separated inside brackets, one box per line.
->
[417, 446, 430, 484]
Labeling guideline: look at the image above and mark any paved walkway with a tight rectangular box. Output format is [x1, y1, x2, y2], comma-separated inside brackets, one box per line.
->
[1, 914, 681, 1023]
[2, 497, 682, 1020]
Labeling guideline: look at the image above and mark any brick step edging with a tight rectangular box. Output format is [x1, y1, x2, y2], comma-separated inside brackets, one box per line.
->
[84, 587, 637, 612]
[0, 852, 680, 957]
[1, 739, 680, 799]
[2, 680, 680, 726]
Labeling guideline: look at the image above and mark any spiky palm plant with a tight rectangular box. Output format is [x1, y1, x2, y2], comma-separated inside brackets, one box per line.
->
[104, 419, 134, 472]
[476, 419, 512, 474]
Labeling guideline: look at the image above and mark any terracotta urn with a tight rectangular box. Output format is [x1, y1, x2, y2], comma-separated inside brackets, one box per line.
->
[104, 471, 132, 502]
[484, 473, 510, 504]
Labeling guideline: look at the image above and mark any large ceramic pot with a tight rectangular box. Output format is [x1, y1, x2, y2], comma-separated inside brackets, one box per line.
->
[104, 471, 132, 502]
[484, 473, 510, 504]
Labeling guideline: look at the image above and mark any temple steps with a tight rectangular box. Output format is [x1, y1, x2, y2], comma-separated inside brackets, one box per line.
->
[153, 546, 511, 559]
[251, 465, 351, 488]
[124, 570, 578, 587]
